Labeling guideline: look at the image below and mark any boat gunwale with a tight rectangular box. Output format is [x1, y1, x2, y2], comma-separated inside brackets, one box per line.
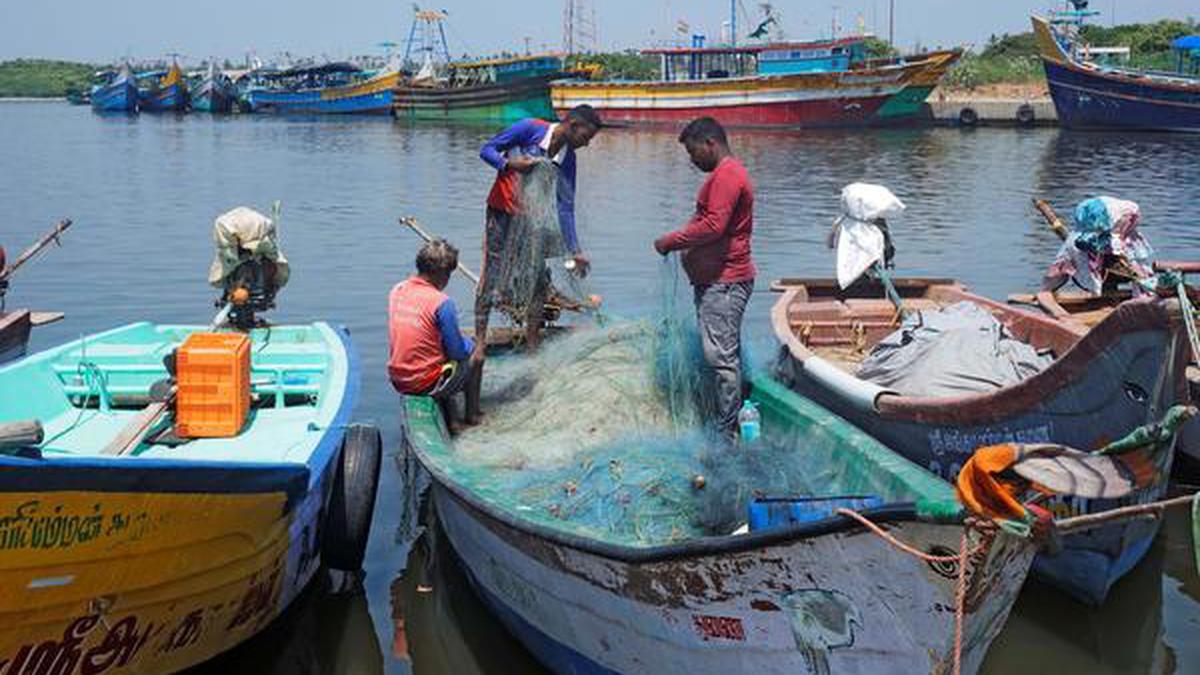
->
[404, 374, 966, 566]
[771, 279, 1187, 425]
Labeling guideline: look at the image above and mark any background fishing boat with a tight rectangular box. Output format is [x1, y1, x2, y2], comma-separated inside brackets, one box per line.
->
[192, 62, 238, 113]
[871, 49, 963, 121]
[551, 40, 947, 129]
[244, 63, 399, 115]
[0, 320, 381, 673]
[394, 54, 562, 123]
[89, 64, 137, 112]
[1032, 11, 1200, 132]
[770, 277, 1191, 605]
[405, 370, 1035, 675]
[138, 61, 189, 112]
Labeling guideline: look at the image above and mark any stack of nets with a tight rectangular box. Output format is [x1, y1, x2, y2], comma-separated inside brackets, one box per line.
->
[450, 258, 838, 546]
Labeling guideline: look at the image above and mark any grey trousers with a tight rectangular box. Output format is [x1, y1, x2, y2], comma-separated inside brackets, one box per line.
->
[693, 280, 754, 438]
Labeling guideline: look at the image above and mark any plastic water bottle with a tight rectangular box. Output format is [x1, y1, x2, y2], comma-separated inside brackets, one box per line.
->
[738, 400, 761, 444]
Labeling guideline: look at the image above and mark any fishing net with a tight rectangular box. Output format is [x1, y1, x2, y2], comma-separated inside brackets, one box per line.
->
[448, 260, 851, 545]
[488, 160, 597, 325]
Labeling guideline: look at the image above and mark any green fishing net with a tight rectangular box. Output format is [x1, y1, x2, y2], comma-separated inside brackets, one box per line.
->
[443, 167, 873, 546]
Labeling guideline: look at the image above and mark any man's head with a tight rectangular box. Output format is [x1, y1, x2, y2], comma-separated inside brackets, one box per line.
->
[678, 117, 729, 172]
[562, 104, 602, 149]
[415, 238, 458, 290]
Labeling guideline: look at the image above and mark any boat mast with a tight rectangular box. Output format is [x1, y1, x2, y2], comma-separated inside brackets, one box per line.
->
[404, 6, 451, 69]
[730, 0, 737, 46]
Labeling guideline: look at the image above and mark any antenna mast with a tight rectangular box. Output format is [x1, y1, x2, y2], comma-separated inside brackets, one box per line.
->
[563, 0, 598, 55]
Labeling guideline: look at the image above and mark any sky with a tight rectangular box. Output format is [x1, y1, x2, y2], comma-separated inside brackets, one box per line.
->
[1, 1, 1195, 63]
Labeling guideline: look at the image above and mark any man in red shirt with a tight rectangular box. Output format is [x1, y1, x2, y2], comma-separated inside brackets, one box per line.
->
[654, 117, 756, 440]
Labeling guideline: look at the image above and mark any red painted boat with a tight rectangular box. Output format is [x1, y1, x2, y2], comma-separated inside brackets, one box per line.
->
[552, 40, 945, 129]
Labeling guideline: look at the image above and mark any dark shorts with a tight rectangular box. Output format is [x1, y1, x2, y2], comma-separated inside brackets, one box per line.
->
[476, 207, 551, 318]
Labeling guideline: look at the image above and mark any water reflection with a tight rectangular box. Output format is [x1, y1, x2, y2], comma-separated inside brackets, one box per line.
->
[189, 579, 384, 675]
[391, 504, 546, 675]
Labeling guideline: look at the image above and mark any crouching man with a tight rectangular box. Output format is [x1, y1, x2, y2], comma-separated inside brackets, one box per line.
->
[388, 239, 476, 433]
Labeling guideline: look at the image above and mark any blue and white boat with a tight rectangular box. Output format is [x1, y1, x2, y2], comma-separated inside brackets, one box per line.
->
[138, 61, 189, 112]
[192, 62, 238, 113]
[244, 62, 399, 115]
[1033, 13, 1200, 132]
[90, 64, 138, 112]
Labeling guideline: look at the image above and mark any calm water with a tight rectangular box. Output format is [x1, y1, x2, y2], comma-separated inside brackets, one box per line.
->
[3, 101, 1200, 674]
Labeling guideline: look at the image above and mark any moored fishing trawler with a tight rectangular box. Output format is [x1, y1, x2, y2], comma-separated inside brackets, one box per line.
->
[245, 62, 400, 114]
[552, 38, 952, 129]
[89, 64, 138, 113]
[192, 62, 238, 113]
[0, 207, 381, 673]
[394, 54, 563, 123]
[1032, 6, 1200, 132]
[138, 60, 189, 112]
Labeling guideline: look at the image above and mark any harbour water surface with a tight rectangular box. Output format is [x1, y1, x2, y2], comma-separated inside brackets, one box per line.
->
[2, 101, 1199, 674]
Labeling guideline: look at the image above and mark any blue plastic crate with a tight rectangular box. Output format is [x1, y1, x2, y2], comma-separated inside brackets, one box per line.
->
[748, 495, 885, 532]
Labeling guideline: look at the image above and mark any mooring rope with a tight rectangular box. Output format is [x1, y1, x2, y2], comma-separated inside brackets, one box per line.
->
[836, 508, 997, 675]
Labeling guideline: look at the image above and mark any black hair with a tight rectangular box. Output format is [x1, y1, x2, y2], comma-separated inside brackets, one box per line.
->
[566, 104, 603, 130]
[678, 116, 728, 146]
[416, 238, 458, 277]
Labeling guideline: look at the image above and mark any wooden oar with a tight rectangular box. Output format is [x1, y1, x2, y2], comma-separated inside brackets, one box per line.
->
[0, 219, 72, 283]
[398, 216, 480, 284]
[101, 383, 176, 456]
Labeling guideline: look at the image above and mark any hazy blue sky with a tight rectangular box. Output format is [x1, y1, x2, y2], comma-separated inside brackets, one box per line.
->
[2, 1, 1195, 62]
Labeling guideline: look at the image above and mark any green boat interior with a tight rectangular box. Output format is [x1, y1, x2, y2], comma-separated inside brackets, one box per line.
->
[0, 322, 348, 462]
[406, 323, 961, 549]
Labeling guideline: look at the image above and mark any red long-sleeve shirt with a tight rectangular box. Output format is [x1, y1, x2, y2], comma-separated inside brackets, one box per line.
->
[655, 156, 756, 286]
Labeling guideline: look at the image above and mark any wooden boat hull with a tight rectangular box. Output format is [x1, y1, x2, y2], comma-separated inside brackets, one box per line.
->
[393, 75, 556, 123]
[874, 50, 963, 121]
[0, 322, 360, 673]
[551, 63, 927, 129]
[406, 375, 1034, 674]
[90, 80, 138, 113]
[246, 71, 399, 115]
[771, 279, 1190, 605]
[1033, 16, 1200, 132]
[1008, 287, 1200, 469]
[0, 311, 32, 365]
[138, 83, 189, 113]
[192, 78, 237, 113]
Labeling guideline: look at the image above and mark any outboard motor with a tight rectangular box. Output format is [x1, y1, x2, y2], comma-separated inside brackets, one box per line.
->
[208, 205, 290, 329]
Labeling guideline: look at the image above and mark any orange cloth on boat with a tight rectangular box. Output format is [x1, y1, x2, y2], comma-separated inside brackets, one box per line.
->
[955, 443, 1029, 522]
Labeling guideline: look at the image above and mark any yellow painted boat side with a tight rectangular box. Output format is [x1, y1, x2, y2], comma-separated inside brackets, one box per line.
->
[905, 50, 963, 88]
[0, 490, 298, 674]
[321, 71, 401, 101]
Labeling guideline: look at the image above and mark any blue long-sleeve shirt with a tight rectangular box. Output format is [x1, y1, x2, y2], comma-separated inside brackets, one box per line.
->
[434, 298, 474, 361]
[481, 118, 581, 254]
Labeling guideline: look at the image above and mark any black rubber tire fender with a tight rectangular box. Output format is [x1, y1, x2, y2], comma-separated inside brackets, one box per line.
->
[323, 424, 383, 572]
[958, 106, 979, 127]
[1016, 103, 1036, 127]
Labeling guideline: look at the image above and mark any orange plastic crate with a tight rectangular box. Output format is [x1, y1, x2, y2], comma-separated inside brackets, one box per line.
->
[175, 332, 251, 438]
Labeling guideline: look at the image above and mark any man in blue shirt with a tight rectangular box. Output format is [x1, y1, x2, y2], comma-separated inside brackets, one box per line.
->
[467, 105, 602, 423]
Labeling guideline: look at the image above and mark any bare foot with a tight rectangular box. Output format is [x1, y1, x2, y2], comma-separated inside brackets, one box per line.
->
[463, 411, 486, 427]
